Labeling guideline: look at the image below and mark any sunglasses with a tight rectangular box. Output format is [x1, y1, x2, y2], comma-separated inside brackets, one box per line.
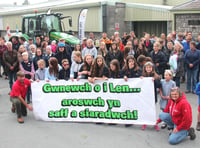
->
[63, 63, 69, 66]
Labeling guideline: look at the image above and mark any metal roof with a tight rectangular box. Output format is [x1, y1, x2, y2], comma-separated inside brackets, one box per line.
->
[172, 0, 200, 11]
[0, 0, 104, 15]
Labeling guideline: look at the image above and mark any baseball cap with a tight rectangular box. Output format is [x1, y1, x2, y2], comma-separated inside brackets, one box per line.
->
[58, 42, 65, 47]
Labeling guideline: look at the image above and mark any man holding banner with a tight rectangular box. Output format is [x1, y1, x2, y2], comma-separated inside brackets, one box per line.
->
[10, 71, 33, 123]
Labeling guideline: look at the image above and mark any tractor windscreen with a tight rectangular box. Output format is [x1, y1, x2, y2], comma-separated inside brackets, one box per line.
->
[41, 15, 61, 33]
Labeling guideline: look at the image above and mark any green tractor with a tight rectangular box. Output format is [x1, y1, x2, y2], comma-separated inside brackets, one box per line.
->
[21, 10, 80, 44]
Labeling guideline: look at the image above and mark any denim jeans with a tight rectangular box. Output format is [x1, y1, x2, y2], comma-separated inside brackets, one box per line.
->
[8, 71, 17, 90]
[159, 112, 188, 145]
[186, 67, 199, 91]
[173, 76, 180, 88]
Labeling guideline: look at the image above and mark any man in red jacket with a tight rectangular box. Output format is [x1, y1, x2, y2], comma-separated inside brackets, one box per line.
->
[156, 87, 196, 145]
[10, 71, 33, 123]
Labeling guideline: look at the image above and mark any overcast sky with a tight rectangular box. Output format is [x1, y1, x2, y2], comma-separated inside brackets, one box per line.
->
[0, 0, 48, 5]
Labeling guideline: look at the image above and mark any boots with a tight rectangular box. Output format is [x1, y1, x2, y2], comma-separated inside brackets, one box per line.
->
[188, 127, 196, 140]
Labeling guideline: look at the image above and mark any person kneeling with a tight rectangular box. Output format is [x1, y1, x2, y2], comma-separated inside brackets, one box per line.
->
[156, 87, 196, 145]
[10, 71, 33, 123]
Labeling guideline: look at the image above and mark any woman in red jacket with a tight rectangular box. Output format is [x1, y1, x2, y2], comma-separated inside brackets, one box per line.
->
[156, 87, 196, 144]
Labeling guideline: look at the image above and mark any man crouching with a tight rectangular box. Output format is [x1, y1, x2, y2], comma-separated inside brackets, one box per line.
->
[10, 71, 33, 123]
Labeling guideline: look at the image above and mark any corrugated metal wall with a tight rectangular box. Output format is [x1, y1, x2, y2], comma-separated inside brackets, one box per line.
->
[1, 6, 102, 32]
[3, 15, 22, 31]
[58, 7, 102, 32]
[123, 0, 190, 6]
[125, 7, 172, 21]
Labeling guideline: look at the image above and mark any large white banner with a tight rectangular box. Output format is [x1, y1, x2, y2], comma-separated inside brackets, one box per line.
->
[78, 9, 88, 42]
[32, 78, 156, 125]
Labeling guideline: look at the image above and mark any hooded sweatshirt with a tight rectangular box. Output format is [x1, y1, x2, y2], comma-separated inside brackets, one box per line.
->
[157, 92, 192, 131]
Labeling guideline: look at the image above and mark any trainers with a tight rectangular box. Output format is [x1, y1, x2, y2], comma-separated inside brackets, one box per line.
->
[168, 126, 174, 130]
[188, 127, 196, 140]
[161, 123, 167, 129]
[17, 118, 24, 124]
[196, 122, 200, 131]
[154, 125, 160, 131]
[185, 90, 191, 93]
[142, 124, 147, 130]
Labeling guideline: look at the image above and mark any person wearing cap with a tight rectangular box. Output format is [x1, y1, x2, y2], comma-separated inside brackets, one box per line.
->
[10, 71, 33, 123]
[27, 37, 34, 50]
[56, 38, 72, 56]
[55, 42, 71, 66]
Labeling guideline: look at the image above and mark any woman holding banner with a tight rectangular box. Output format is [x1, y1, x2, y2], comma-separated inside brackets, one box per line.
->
[156, 87, 196, 145]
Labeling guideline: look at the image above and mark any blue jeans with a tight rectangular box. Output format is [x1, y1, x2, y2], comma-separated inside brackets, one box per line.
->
[173, 76, 180, 88]
[159, 112, 189, 145]
[186, 67, 199, 91]
[8, 71, 17, 90]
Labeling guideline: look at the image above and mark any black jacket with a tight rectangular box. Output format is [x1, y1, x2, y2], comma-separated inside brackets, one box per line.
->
[106, 50, 123, 67]
[150, 50, 167, 75]
[55, 50, 71, 66]
[59, 68, 70, 80]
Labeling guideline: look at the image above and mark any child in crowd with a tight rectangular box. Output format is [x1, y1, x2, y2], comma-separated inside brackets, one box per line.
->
[71, 44, 82, 62]
[20, 52, 35, 80]
[141, 61, 161, 131]
[137, 55, 147, 70]
[33, 47, 48, 71]
[35, 59, 46, 81]
[195, 82, 200, 131]
[150, 42, 167, 78]
[78, 54, 93, 79]
[88, 55, 109, 83]
[59, 59, 70, 80]
[160, 70, 176, 129]
[122, 55, 142, 81]
[122, 46, 130, 66]
[45, 57, 61, 81]
[45, 45, 55, 61]
[50, 40, 57, 53]
[106, 42, 123, 67]
[135, 42, 149, 59]
[82, 39, 97, 59]
[109, 59, 121, 78]
[70, 51, 83, 80]
[98, 42, 108, 61]
[19, 52, 35, 104]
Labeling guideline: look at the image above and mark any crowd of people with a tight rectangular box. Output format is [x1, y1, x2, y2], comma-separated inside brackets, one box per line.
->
[0, 30, 200, 145]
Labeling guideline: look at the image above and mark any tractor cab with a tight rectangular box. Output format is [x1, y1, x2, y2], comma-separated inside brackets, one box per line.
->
[22, 13, 63, 37]
[21, 11, 79, 44]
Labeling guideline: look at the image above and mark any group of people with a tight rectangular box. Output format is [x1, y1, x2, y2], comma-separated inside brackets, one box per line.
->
[0, 30, 200, 145]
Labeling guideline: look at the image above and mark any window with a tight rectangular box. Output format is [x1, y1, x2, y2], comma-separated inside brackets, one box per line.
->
[41, 15, 61, 33]
[188, 20, 200, 25]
